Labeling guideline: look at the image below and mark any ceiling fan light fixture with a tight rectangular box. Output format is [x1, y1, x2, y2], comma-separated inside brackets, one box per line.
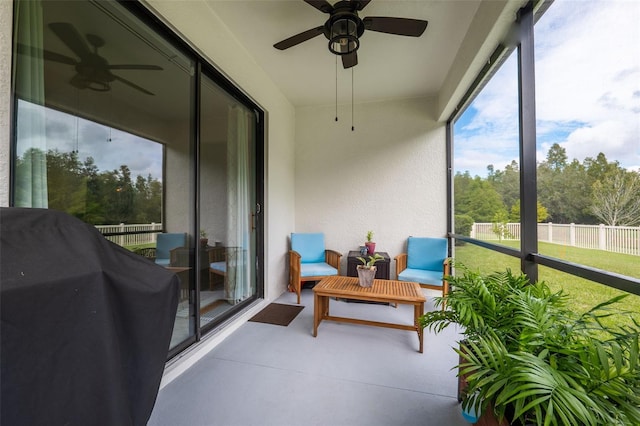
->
[274, 0, 429, 69]
[71, 74, 110, 92]
[328, 17, 359, 55]
[86, 80, 110, 92]
[329, 34, 358, 55]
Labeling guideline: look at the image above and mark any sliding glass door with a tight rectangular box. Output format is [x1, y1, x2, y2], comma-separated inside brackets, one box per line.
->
[12, 0, 263, 358]
[198, 76, 258, 331]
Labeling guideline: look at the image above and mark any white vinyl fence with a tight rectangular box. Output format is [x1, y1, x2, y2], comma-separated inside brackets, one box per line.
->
[95, 223, 163, 247]
[471, 222, 640, 256]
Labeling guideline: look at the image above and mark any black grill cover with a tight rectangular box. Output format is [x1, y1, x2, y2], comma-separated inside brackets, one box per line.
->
[1, 208, 180, 426]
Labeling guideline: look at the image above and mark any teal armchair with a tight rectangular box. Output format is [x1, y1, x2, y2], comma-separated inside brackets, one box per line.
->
[289, 233, 341, 304]
[395, 237, 450, 308]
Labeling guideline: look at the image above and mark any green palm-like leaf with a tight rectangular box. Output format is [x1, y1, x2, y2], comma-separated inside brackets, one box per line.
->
[427, 263, 640, 425]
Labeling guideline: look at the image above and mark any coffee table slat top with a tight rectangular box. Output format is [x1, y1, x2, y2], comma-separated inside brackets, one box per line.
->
[313, 276, 425, 302]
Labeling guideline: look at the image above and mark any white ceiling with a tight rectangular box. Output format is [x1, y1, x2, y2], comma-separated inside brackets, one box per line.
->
[206, 0, 514, 109]
[28, 0, 526, 136]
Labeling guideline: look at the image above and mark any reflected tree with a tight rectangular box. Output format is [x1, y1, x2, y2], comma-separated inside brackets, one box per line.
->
[15, 149, 162, 225]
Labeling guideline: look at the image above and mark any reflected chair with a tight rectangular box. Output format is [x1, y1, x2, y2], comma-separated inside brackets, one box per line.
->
[289, 233, 341, 304]
[133, 247, 157, 262]
[395, 237, 450, 309]
[209, 246, 246, 304]
[155, 232, 187, 266]
[208, 246, 227, 288]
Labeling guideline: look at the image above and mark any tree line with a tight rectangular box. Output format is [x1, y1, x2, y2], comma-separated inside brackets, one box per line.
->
[455, 143, 640, 235]
[15, 148, 162, 225]
[15, 144, 639, 230]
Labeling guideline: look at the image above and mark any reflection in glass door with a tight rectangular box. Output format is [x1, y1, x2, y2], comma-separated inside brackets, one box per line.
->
[12, 0, 197, 352]
[198, 76, 257, 329]
[12, 0, 263, 358]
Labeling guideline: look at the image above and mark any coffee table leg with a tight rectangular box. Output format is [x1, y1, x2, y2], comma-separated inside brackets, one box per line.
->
[323, 294, 330, 317]
[415, 302, 424, 353]
[313, 293, 320, 337]
[313, 295, 331, 337]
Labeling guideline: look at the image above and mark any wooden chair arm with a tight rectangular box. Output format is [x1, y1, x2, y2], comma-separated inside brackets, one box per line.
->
[325, 250, 342, 273]
[208, 246, 226, 263]
[289, 250, 301, 267]
[443, 257, 452, 277]
[394, 253, 407, 277]
[289, 250, 301, 285]
[170, 247, 188, 267]
[442, 257, 452, 301]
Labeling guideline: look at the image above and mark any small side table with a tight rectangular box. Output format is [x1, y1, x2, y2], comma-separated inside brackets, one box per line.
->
[346, 251, 390, 280]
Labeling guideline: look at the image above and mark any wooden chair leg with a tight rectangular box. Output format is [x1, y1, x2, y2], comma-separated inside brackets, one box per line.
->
[441, 280, 449, 311]
[290, 279, 301, 304]
[287, 279, 302, 304]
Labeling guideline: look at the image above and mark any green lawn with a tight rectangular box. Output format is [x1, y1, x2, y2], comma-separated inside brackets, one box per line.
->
[125, 242, 155, 251]
[454, 241, 640, 327]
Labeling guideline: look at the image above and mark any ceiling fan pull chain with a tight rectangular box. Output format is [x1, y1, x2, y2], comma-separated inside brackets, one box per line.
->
[108, 91, 113, 142]
[335, 54, 338, 122]
[74, 89, 79, 154]
[351, 67, 354, 131]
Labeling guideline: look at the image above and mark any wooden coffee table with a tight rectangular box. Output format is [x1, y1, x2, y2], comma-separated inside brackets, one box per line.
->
[312, 276, 426, 353]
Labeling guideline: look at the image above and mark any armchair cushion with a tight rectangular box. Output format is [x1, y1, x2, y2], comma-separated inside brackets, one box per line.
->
[301, 262, 338, 278]
[398, 268, 443, 287]
[407, 237, 447, 271]
[291, 233, 325, 263]
[155, 233, 187, 266]
[155, 258, 171, 267]
[210, 261, 226, 275]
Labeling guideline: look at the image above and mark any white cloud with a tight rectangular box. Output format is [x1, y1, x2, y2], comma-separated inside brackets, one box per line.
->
[563, 119, 638, 161]
[454, 54, 521, 175]
[17, 101, 163, 181]
[455, 0, 640, 176]
[535, 0, 640, 166]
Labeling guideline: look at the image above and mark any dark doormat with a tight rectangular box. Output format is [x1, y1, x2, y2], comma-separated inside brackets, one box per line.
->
[248, 303, 304, 326]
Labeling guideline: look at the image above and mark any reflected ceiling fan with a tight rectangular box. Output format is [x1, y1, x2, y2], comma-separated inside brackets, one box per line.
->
[274, 0, 428, 69]
[19, 22, 163, 95]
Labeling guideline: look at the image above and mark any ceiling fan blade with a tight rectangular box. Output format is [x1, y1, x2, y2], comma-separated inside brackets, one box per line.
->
[274, 26, 324, 50]
[304, 0, 333, 13]
[342, 52, 358, 69]
[363, 17, 428, 37]
[113, 75, 155, 96]
[49, 22, 92, 58]
[108, 64, 163, 71]
[353, 0, 372, 11]
[42, 49, 78, 65]
[16, 43, 78, 65]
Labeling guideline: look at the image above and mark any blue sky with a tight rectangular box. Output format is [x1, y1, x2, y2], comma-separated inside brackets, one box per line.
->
[454, 0, 640, 177]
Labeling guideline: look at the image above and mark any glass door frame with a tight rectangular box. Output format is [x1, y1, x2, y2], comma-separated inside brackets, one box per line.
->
[121, 1, 266, 359]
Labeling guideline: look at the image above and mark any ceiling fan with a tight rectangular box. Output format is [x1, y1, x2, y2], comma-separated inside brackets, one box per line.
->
[273, 0, 428, 69]
[18, 22, 163, 96]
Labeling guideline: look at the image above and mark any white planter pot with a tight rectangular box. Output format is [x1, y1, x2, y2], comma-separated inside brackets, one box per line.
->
[357, 266, 377, 287]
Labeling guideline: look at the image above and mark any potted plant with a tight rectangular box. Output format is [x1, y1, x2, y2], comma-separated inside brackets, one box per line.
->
[364, 230, 376, 255]
[420, 265, 640, 426]
[199, 229, 208, 247]
[355, 253, 384, 287]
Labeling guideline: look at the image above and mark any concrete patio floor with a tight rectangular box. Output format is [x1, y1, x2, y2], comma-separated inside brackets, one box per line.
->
[148, 287, 469, 426]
